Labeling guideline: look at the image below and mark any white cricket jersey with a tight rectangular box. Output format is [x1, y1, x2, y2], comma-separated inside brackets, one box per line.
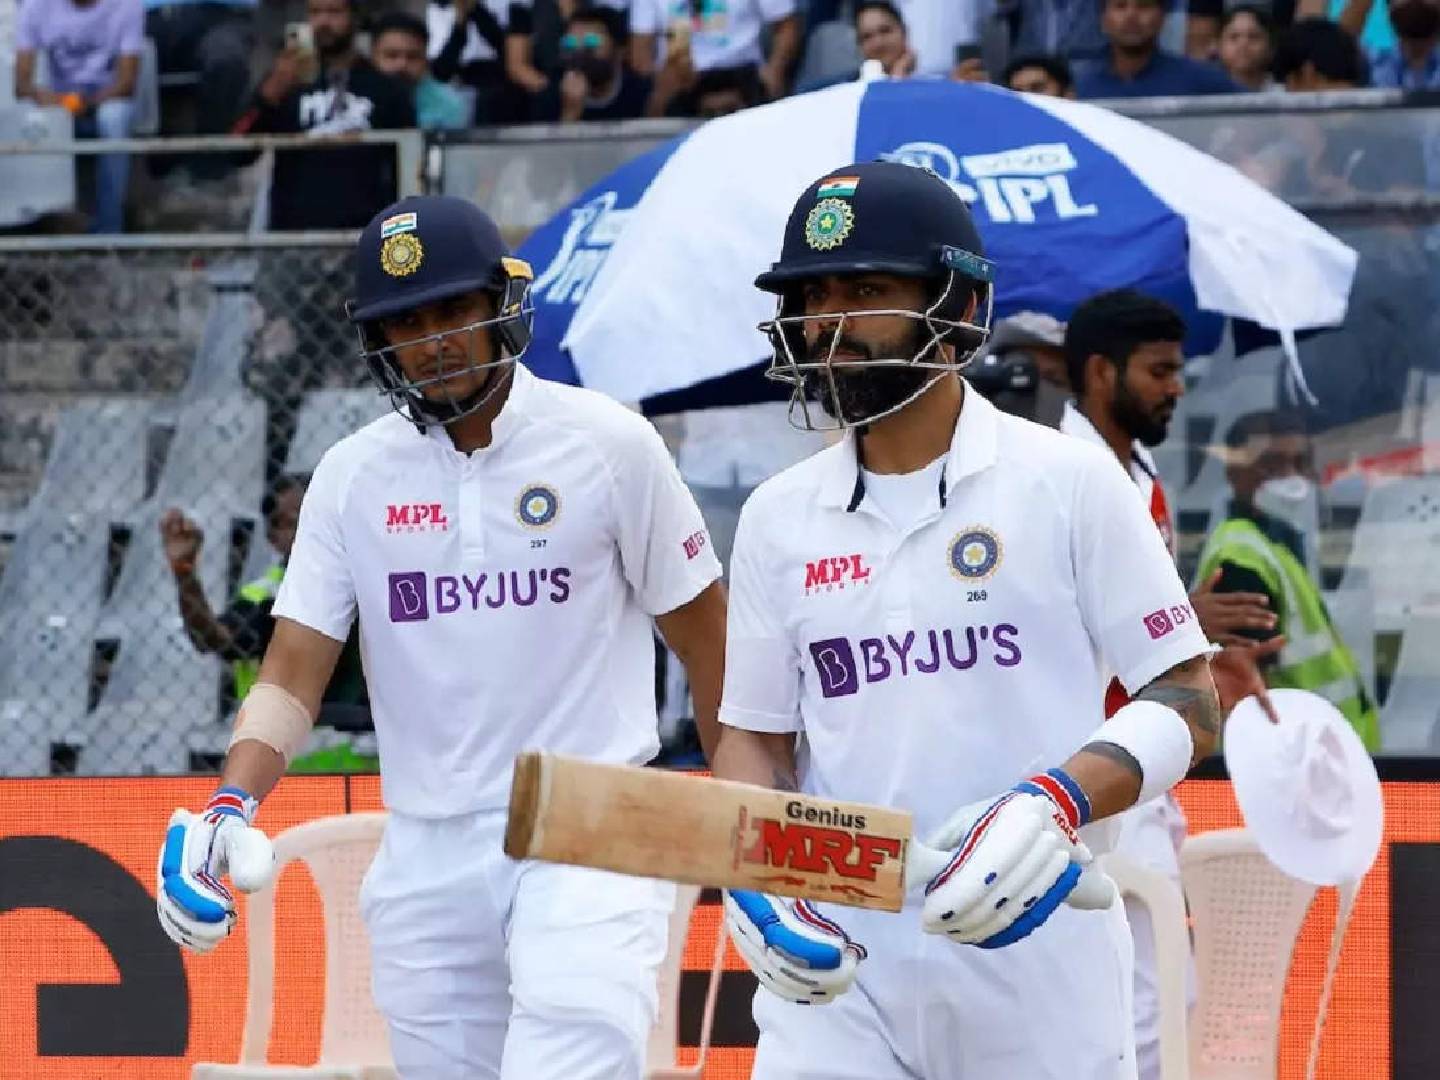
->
[274, 364, 722, 817]
[1060, 400, 1174, 556]
[719, 386, 1207, 838]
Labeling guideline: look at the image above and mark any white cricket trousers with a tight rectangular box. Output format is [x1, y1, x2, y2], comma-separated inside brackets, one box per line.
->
[751, 900, 1137, 1080]
[358, 808, 674, 1079]
[1113, 794, 1195, 1080]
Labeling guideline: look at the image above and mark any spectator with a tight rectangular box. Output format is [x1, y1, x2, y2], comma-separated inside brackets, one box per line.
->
[426, 0, 513, 121]
[143, 0, 253, 144]
[891, 0, 986, 76]
[1001, 52, 1077, 93]
[159, 476, 376, 771]
[856, 0, 917, 77]
[233, 0, 415, 231]
[1272, 15, 1365, 85]
[1000, 0, 1109, 70]
[371, 10, 470, 129]
[540, 4, 649, 120]
[691, 61, 765, 116]
[1339, 0, 1440, 87]
[1187, 0, 1295, 59]
[629, 0, 800, 101]
[14, 0, 142, 233]
[1076, 0, 1243, 96]
[503, 0, 560, 116]
[1195, 410, 1379, 748]
[1217, 3, 1278, 87]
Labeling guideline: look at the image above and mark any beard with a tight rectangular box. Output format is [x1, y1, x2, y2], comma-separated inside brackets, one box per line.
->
[806, 323, 939, 426]
[1111, 374, 1175, 448]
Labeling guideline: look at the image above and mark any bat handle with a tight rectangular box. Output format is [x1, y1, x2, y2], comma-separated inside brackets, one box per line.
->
[903, 840, 953, 895]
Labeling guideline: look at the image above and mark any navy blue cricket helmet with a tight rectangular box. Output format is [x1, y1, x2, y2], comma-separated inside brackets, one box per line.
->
[756, 161, 995, 430]
[348, 195, 534, 426]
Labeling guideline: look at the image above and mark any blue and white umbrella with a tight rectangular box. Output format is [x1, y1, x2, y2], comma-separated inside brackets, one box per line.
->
[519, 79, 1357, 402]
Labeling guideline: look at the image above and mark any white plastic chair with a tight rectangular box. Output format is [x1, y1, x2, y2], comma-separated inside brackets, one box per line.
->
[1180, 829, 1317, 1080]
[192, 812, 396, 1080]
[1099, 851, 1190, 1080]
[646, 884, 726, 1079]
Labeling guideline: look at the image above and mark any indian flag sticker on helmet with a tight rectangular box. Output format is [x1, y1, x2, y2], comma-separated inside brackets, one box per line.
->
[380, 211, 418, 238]
[817, 176, 859, 198]
[381, 233, 424, 278]
[804, 198, 855, 252]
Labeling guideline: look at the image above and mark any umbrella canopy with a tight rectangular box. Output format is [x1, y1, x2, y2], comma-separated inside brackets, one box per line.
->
[519, 79, 1356, 403]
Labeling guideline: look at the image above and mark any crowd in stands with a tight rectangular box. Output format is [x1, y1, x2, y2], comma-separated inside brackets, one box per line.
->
[4, 0, 1436, 230]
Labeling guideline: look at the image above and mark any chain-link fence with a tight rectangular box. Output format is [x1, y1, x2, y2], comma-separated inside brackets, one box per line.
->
[0, 236, 391, 777]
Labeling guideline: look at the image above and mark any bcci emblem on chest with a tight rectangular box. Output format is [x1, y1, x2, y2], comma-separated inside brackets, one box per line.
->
[516, 484, 561, 529]
[949, 527, 1003, 581]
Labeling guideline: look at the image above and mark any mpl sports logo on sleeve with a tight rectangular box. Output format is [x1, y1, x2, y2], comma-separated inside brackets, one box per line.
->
[1143, 602, 1196, 640]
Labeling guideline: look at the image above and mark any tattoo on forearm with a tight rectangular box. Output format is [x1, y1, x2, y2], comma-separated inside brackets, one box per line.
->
[1080, 740, 1144, 781]
[1137, 657, 1223, 747]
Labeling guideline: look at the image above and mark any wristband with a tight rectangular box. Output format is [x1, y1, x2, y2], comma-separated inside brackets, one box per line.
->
[203, 786, 258, 825]
[1090, 699, 1194, 804]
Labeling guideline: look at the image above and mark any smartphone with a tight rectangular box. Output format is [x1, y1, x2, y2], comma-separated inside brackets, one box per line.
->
[284, 21, 315, 54]
[954, 43, 983, 65]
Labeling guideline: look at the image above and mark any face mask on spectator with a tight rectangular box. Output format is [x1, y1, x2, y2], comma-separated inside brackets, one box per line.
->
[1254, 474, 1321, 568]
[1390, 0, 1440, 39]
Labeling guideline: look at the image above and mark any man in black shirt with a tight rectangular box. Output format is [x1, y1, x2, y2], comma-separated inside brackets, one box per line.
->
[234, 0, 415, 230]
[541, 5, 650, 121]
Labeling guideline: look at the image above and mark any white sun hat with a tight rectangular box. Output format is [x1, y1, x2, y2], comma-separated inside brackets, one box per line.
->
[1223, 689, 1383, 886]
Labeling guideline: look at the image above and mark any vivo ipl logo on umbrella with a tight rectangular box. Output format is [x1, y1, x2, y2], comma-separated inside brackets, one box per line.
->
[881, 141, 1097, 225]
[532, 191, 633, 306]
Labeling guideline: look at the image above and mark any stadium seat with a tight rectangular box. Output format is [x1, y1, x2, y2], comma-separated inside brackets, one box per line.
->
[191, 812, 396, 1079]
[1321, 584, 1377, 709]
[1337, 475, 1440, 632]
[180, 262, 262, 401]
[1097, 851, 1190, 1080]
[32, 398, 153, 516]
[284, 389, 390, 474]
[646, 884, 726, 1079]
[1378, 617, 1440, 752]
[0, 514, 110, 775]
[0, 103, 77, 227]
[131, 38, 161, 138]
[1180, 829, 1316, 1080]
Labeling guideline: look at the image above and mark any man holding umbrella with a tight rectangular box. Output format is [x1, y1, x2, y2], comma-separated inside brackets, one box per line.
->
[712, 159, 1225, 1078]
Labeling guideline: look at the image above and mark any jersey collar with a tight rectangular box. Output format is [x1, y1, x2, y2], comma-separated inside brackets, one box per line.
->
[818, 378, 1001, 513]
[1060, 399, 1157, 476]
[423, 361, 536, 456]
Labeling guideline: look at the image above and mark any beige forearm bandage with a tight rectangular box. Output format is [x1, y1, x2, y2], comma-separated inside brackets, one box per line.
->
[228, 682, 315, 764]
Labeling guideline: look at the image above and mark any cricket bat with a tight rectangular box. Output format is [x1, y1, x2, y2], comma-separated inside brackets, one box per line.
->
[504, 752, 948, 912]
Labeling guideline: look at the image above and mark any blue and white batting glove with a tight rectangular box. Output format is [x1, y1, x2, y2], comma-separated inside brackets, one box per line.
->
[156, 787, 276, 953]
[723, 889, 866, 1005]
[920, 769, 1116, 949]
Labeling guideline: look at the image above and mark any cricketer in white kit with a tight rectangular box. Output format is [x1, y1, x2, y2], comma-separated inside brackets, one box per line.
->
[713, 160, 1224, 1080]
[154, 195, 728, 1079]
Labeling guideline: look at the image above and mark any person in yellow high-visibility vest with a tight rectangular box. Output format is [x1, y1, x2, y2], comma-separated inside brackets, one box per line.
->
[1195, 410, 1379, 749]
[161, 473, 376, 771]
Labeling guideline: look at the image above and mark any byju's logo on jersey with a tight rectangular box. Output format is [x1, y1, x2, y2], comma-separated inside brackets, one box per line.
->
[881, 141, 1098, 225]
[804, 554, 872, 595]
[1143, 603, 1196, 640]
[948, 527, 1002, 581]
[515, 484, 560, 529]
[387, 568, 574, 622]
[808, 623, 1023, 699]
[386, 503, 450, 533]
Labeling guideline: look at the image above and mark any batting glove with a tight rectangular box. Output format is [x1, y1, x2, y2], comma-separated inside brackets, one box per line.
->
[724, 889, 866, 1005]
[921, 769, 1116, 949]
[156, 787, 276, 953]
